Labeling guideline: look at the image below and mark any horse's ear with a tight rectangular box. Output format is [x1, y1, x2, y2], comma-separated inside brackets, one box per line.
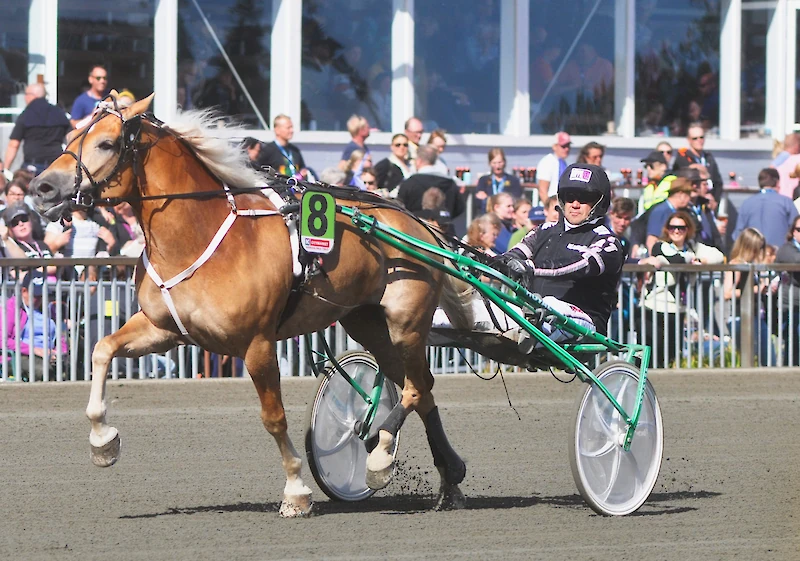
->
[109, 89, 120, 99]
[123, 93, 155, 118]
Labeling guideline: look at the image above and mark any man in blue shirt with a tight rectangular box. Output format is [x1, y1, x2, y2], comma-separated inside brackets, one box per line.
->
[734, 168, 799, 248]
[70, 65, 108, 128]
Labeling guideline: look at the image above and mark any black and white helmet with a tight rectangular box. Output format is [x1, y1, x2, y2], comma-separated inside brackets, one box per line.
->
[557, 163, 611, 224]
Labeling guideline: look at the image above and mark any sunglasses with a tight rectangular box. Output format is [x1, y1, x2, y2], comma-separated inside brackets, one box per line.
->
[362, 180, 375, 186]
[794, 227, 800, 232]
[91, 75, 108, 81]
[660, 150, 672, 155]
[667, 224, 688, 231]
[393, 143, 408, 147]
[9, 215, 30, 228]
[690, 136, 705, 141]
[559, 143, 572, 148]
[560, 190, 598, 205]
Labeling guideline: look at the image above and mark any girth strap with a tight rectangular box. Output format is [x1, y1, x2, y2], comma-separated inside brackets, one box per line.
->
[143, 183, 281, 344]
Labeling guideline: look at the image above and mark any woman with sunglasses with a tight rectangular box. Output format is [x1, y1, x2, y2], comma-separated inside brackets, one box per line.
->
[642, 210, 724, 367]
[775, 216, 800, 364]
[374, 134, 413, 196]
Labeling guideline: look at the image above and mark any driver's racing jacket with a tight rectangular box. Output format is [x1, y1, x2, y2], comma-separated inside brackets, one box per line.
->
[504, 217, 624, 335]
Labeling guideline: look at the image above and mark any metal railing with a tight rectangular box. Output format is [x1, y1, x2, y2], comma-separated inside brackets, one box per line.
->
[2, 258, 799, 383]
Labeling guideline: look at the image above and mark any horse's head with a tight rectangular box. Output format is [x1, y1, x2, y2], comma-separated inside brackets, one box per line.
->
[29, 92, 155, 220]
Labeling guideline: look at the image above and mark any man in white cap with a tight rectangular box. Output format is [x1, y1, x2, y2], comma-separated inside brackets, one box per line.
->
[536, 131, 571, 205]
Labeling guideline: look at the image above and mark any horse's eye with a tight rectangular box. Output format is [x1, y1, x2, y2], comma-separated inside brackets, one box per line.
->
[98, 140, 117, 151]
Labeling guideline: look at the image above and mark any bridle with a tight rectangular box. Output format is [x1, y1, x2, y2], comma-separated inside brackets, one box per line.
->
[60, 97, 147, 213]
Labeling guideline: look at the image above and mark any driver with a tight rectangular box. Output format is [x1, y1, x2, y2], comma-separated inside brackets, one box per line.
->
[491, 163, 624, 352]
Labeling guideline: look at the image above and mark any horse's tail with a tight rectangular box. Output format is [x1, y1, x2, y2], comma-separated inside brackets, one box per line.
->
[438, 268, 475, 331]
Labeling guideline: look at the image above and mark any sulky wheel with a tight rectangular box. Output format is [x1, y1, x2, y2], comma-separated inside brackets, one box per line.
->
[304, 351, 400, 501]
[569, 360, 663, 516]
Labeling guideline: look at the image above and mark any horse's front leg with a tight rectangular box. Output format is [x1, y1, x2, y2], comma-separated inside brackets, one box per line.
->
[245, 337, 312, 518]
[87, 311, 181, 467]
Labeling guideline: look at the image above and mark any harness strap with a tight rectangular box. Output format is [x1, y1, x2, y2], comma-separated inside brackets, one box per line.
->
[143, 183, 281, 343]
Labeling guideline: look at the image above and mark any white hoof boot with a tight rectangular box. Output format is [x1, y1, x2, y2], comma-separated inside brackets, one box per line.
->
[365, 431, 395, 490]
[435, 483, 466, 511]
[89, 429, 121, 467]
[279, 492, 313, 518]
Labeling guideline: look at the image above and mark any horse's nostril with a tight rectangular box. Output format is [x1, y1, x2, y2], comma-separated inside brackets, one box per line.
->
[37, 182, 55, 195]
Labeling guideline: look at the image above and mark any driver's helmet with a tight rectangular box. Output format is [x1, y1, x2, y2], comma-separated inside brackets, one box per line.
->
[557, 163, 611, 225]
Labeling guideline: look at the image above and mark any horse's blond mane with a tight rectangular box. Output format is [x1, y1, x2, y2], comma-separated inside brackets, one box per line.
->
[163, 109, 266, 188]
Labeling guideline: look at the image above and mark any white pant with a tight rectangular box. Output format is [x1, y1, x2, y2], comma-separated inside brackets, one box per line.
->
[538, 296, 594, 343]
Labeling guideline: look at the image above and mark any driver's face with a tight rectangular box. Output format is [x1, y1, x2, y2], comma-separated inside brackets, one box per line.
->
[562, 199, 594, 224]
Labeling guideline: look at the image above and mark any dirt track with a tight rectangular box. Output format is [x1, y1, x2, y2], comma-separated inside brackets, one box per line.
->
[1, 371, 798, 560]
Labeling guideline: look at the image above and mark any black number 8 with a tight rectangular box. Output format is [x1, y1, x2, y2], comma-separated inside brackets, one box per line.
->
[308, 194, 328, 236]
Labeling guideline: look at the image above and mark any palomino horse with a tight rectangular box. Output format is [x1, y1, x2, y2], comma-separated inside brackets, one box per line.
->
[28, 94, 473, 517]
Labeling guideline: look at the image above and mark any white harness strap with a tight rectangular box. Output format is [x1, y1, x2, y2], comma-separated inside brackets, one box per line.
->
[143, 183, 281, 344]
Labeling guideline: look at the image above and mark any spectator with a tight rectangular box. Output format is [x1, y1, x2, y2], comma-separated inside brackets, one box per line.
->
[640, 150, 677, 211]
[115, 89, 136, 109]
[342, 149, 372, 189]
[485, 192, 515, 253]
[645, 178, 694, 254]
[775, 152, 800, 199]
[360, 166, 389, 198]
[734, 168, 798, 249]
[241, 137, 264, 171]
[97, 202, 145, 258]
[770, 132, 800, 168]
[374, 134, 413, 196]
[536, 131, 571, 204]
[474, 147, 523, 214]
[507, 199, 536, 249]
[318, 167, 346, 186]
[4, 269, 68, 381]
[259, 115, 309, 180]
[683, 168, 725, 253]
[775, 215, 800, 364]
[339, 115, 371, 166]
[656, 141, 673, 167]
[576, 141, 605, 167]
[426, 129, 451, 176]
[724, 227, 773, 366]
[542, 195, 559, 223]
[397, 145, 465, 220]
[673, 122, 724, 202]
[2, 179, 46, 240]
[2, 203, 53, 263]
[404, 116, 425, 160]
[642, 210, 724, 367]
[465, 213, 501, 257]
[415, 187, 454, 236]
[70, 65, 108, 128]
[606, 197, 636, 260]
[3, 83, 71, 177]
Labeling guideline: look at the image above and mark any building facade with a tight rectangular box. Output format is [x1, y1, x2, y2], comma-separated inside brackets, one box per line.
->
[0, 0, 797, 184]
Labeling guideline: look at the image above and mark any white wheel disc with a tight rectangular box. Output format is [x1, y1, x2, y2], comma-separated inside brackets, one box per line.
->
[569, 361, 663, 515]
[305, 352, 399, 501]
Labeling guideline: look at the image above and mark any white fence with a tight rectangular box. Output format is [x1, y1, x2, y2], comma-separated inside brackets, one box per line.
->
[2, 258, 799, 383]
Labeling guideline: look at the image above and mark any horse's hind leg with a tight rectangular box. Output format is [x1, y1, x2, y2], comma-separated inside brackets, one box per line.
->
[244, 337, 312, 518]
[87, 311, 182, 467]
[341, 307, 466, 500]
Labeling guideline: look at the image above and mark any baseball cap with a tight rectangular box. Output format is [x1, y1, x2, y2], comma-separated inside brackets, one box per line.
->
[641, 151, 668, 166]
[4, 202, 29, 224]
[21, 269, 46, 297]
[553, 131, 571, 146]
[668, 177, 694, 195]
[529, 206, 546, 223]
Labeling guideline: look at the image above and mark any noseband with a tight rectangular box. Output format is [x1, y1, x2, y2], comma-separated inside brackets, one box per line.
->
[61, 99, 150, 211]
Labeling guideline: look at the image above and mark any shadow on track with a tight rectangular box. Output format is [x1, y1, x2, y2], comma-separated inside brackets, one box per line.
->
[119, 490, 720, 519]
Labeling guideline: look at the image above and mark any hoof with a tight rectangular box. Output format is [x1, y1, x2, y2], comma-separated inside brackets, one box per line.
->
[279, 493, 313, 518]
[90, 432, 121, 467]
[435, 483, 466, 511]
[365, 463, 395, 490]
[365, 436, 396, 490]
